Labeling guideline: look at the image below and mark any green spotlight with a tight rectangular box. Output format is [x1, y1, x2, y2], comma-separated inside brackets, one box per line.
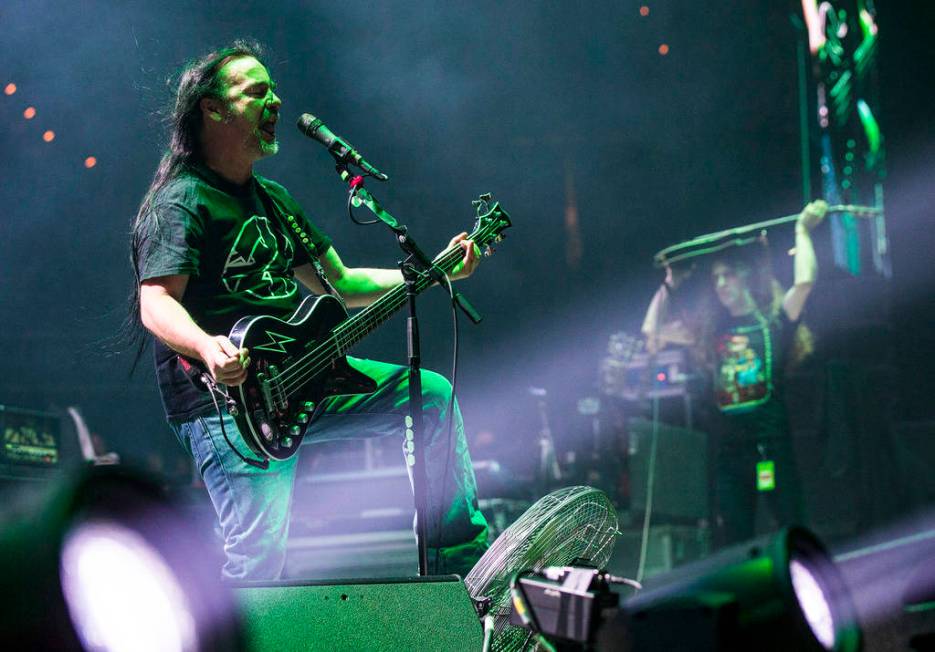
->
[609, 527, 861, 651]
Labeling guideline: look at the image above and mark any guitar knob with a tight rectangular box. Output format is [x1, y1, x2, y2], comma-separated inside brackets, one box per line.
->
[289, 425, 301, 437]
[303, 401, 315, 412]
[281, 437, 293, 448]
[297, 413, 309, 424]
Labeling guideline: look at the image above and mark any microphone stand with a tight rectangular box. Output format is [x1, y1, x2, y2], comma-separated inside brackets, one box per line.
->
[334, 164, 482, 576]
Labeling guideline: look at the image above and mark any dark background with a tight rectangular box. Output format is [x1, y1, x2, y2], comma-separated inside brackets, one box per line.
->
[2, 2, 933, 539]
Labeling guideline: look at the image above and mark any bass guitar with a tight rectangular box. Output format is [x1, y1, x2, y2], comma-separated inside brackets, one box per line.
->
[219, 194, 511, 461]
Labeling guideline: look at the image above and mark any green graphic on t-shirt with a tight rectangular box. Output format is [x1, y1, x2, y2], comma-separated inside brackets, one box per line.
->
[222, 215, 298, 300]
[714, 317, 774, 413]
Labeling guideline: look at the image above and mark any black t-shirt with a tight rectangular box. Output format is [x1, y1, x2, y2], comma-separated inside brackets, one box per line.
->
[708, 309, 796, 443]
[136, 164, 332, 420]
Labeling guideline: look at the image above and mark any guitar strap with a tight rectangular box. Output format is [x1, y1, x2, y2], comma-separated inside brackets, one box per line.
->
[254, 179, 347, 309]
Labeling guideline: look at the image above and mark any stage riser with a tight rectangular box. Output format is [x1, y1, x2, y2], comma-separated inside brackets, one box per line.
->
[235, 576, 482, 651]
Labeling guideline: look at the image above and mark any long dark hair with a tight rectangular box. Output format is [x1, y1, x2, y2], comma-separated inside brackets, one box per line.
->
[693, 239, 814, 372]
[125, 40, 265, 369]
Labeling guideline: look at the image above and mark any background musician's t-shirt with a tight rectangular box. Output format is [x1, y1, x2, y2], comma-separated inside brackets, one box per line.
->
[709, 310, 796, 443]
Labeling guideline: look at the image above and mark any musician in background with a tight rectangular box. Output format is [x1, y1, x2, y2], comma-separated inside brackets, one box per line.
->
[128, 41, 488, 580]
[642, 200, 827, 547]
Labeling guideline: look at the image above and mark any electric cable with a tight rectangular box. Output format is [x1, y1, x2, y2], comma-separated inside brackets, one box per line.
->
[347, 184, 378, 225]
[636, 391, 659, 583]
[433, 272, 459, 569]
[481, 614, 495, 652]
[636, 281, 666, 583]
[203, 375, 269, 470]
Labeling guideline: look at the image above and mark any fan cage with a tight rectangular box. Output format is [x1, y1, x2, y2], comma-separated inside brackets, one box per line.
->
[465, 486, 620, 652]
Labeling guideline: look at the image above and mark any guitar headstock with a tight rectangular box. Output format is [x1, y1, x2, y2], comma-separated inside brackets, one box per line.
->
[471, 193, 512, 255]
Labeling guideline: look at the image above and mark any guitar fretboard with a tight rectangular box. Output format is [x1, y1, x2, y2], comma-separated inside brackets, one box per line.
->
[274, 215, 501, 398]
[330, 223, 494, 356]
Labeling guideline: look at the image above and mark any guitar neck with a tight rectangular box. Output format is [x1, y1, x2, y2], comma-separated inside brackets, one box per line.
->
[330, 237, 472, 354]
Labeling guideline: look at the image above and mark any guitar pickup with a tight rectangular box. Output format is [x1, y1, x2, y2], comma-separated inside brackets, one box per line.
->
[256, 372, 277, 415]
[267, 365, 288, 412]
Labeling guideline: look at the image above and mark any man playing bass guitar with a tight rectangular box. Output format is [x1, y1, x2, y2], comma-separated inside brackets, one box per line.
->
[130, 41, 489, 581]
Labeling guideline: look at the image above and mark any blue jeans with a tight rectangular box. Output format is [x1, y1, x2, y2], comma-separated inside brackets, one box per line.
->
[170, 357, 489, 581]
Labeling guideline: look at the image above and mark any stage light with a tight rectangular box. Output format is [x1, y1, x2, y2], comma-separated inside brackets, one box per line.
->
[84, 156, 97, 168]
[23, 106, 36, 119]
[43, 130, 55, 142]
[61, 523, 198, 652]
[607, 527, 861, 651]
[640, 6, 650, 17]
[790, 558, 836, 649]
[4, 82, 15, 95]
[0, 466, 243, 650]
[658, 44, 669, 56]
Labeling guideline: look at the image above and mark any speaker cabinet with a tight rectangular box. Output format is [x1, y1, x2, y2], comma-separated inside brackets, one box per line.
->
[628, 417, 709, 522]
[235, 575, 482, 651]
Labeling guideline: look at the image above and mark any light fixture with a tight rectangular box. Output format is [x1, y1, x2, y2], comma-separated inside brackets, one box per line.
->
[610, 527, 861, 651]
[0, 466, 243, 651]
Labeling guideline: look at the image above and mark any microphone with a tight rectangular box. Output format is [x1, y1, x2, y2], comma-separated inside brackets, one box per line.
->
[296, 113, 388, 181]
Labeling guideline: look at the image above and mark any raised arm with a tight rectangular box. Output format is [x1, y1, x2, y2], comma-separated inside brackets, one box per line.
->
[641, 266, 695, 354]
[294, 233, 480, 308]
[139, 275, 248, 386]
[782, 199, 827, 322]
[801, 0, 826, 55]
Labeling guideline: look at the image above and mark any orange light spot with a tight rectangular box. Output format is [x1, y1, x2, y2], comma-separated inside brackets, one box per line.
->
[42, 130, 55, 142]
[4, 83, 16, 95]
[23, 106, 36, 119]
[658, 43, 670, 55]
[639, 6, 650, 17]
[84, 156, 97, 168]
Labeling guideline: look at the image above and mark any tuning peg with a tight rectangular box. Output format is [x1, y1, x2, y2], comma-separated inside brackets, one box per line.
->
[484, 245, 496, 257]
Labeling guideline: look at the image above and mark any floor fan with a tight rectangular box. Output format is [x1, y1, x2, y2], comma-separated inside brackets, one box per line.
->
[464, 486, 620, 651]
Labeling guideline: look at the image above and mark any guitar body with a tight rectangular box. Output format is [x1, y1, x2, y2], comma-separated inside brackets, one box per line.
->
[228, 294, 378, 460]
[204, 193, 511, 463]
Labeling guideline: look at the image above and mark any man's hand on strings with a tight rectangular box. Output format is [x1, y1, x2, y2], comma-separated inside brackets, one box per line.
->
[448, 232, 482, 281]
[200, 335, 250, 386]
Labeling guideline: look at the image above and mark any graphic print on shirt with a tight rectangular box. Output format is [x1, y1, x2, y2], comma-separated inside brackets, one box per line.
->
[221, 215, 298, 300]
[713, 322, 773, 413]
